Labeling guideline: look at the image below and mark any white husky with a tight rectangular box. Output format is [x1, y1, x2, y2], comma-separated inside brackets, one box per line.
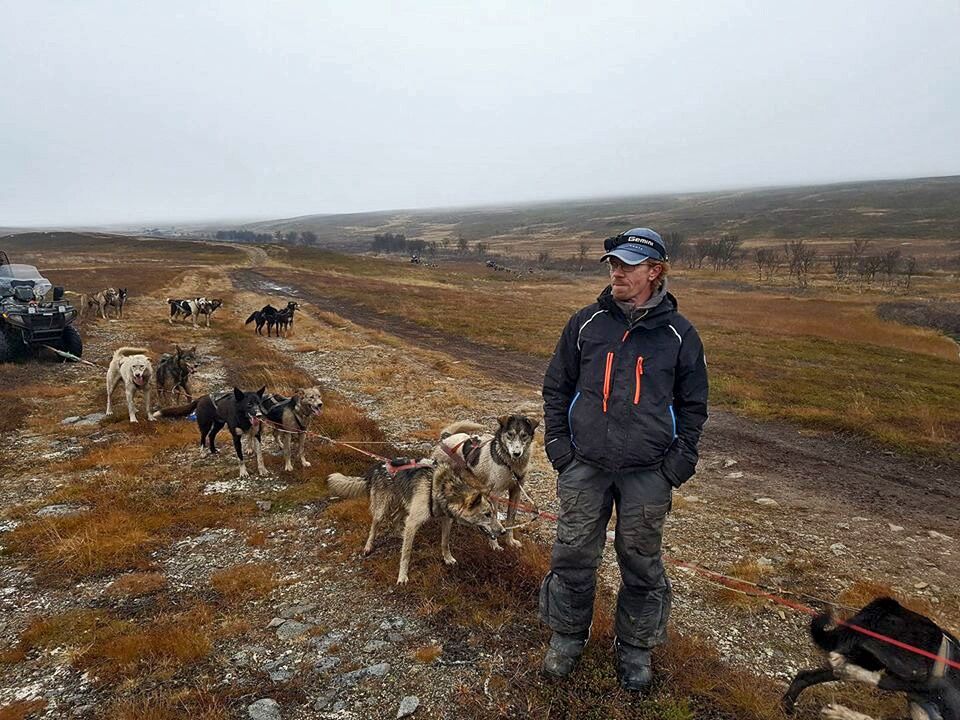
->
[106, 347, 154, 423]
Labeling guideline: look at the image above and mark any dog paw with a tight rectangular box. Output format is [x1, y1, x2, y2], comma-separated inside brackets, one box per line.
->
[129, 418, 139, 424]
[396, 574, 409, 585]
[827, 652, 847, 673]
[301, 459, 312, 467]
[489, 540, 504, 551]
[443, 555, 457, 566]
[284, 463, 294, 472]
[820, 704, 866, 720]
[506, 537, 522, 548]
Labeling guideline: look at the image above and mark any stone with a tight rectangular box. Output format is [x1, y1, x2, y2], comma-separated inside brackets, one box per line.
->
[755, 498, 779, 507]
[276, 620, 312, 641]
[36, 504, 90, 517]
[311, 630, 345, 653]
[683, 495, 700, 503]
[387, 632, 405, 643]
[829, 543, 847, 556]
[74, 412, 107, 426]
[914, 581, 929, 590]
[928, 530, 954, 542]
[363, 640, 389, 653]
[256, 500, 273, 512]
[62, 416, 81, 425]
[726, 471, 744, 479]
[315, 656, 340, 672]
[723, 458, 738, 468]
[247, 698, 280, 720]
[280, 603, 317, 619]
[365, 662, 391, 677]
[397, 696, 420, 718]
[888, 524, 905, 532]
[267, 618, 286, 628]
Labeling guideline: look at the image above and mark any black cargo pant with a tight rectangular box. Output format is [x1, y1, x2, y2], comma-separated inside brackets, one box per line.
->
[539, 458, 673, 648]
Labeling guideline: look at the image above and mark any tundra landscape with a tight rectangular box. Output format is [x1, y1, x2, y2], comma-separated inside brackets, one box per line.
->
[1, 178, 958, 720]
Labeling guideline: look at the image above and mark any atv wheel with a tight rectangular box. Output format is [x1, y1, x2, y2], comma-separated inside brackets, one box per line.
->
[0, 331, 13, 363]
[58, 325, 83, 359]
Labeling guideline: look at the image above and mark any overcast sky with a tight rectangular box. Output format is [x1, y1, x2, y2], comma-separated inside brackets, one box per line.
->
[1, 1, 958, 227]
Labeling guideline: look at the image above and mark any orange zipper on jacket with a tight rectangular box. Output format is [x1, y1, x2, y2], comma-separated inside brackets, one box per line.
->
[602, 352, 614, 413]
[634, 356, 644, 404]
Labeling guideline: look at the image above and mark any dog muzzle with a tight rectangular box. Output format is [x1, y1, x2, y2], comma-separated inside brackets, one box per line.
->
[134, 376, 146, 386]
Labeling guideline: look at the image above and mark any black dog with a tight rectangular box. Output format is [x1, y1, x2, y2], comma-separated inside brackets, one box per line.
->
[783, 597, 958, 720]
[245, 301, 298, 336]
[155, 387, 267, 478]
[245, 304, 278, 335]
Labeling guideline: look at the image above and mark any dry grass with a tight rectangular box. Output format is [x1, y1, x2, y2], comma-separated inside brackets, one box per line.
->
[0, 700, 47, 720]
[102, 689, 228, 720]
[10, 606, 214, 683]
[106, 572, 168, 599]
[412, 644, 443, 663]
[712, 559, 775, 613]
[210, 563, 277, 603]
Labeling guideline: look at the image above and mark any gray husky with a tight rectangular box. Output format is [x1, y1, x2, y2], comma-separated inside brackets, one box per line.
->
[327, 461, 506, 584]
[261, 386, 324, 471]
[432, 414, 539, 550]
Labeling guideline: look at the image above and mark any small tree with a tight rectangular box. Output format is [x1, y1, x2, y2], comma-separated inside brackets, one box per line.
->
[301, 230, 318, 246]
[457, 235, 469, 254]
[755, 247, 778, 281]
[691, 239, 711, 269]
[577, 241, 589, 271]
[901, 256, 918, 289]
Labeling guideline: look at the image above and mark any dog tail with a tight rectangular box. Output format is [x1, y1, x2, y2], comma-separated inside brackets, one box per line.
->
[809, 611, 839, 652]
[439, 420, 486, 440]
[151, 399, 200, 420]
[112, 346, 151, 359]
[166, 298, 175, 305]
[326, 472, 370, 498]
[245, 311, 258, 324]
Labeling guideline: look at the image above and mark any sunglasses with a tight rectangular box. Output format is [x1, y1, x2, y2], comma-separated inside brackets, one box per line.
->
[606, 258, 655, 273]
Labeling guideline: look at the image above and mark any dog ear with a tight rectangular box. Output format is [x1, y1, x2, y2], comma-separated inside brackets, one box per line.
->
[524, 416, 540, 432]
[497, 415, 509, 428]
[464, 491, 483, 509]
[174, 344, 181, 353]
[189, 345, 196, 354]
[256, 386, 266, 397]
[233, 387, 244, 401]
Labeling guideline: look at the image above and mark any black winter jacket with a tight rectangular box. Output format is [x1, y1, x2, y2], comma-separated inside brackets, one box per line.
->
[542, 286, 708, 487]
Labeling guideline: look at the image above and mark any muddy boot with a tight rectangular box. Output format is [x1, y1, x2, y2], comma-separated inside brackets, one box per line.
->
[541, 631, 588, 679]
[615, 638, 653, 692]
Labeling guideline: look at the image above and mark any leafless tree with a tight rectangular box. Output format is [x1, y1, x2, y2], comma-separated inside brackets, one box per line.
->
[690, 238, 711, 269]
[784, 239, 817, 288]
[901, 256, 918, 289]
[755, 247, 779, 281]
[710, 234, 742, 271]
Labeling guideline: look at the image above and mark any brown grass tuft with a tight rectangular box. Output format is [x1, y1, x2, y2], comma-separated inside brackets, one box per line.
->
[106, 572, 168, 598]
[0, 700, 47, 720]
[210, 563, 277, 603]
[412, 644, 442, 663]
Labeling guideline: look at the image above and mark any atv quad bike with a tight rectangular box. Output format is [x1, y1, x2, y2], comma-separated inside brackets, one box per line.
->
[0, 251, 82, 361]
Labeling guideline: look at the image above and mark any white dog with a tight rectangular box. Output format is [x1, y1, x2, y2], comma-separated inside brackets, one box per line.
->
[106, 347, 154, 423]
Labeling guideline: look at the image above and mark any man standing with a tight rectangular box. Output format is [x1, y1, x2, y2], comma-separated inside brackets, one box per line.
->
[539, 228, 708, 691]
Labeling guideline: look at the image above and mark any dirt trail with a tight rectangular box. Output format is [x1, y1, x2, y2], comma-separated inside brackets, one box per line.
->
[232, 267, 960, 534]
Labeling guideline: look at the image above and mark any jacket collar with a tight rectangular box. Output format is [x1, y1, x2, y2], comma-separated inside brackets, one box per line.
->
[597, 285, 677, 329]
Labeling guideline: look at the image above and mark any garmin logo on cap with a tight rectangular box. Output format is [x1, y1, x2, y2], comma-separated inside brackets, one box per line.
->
[626, 236, 656, 248]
